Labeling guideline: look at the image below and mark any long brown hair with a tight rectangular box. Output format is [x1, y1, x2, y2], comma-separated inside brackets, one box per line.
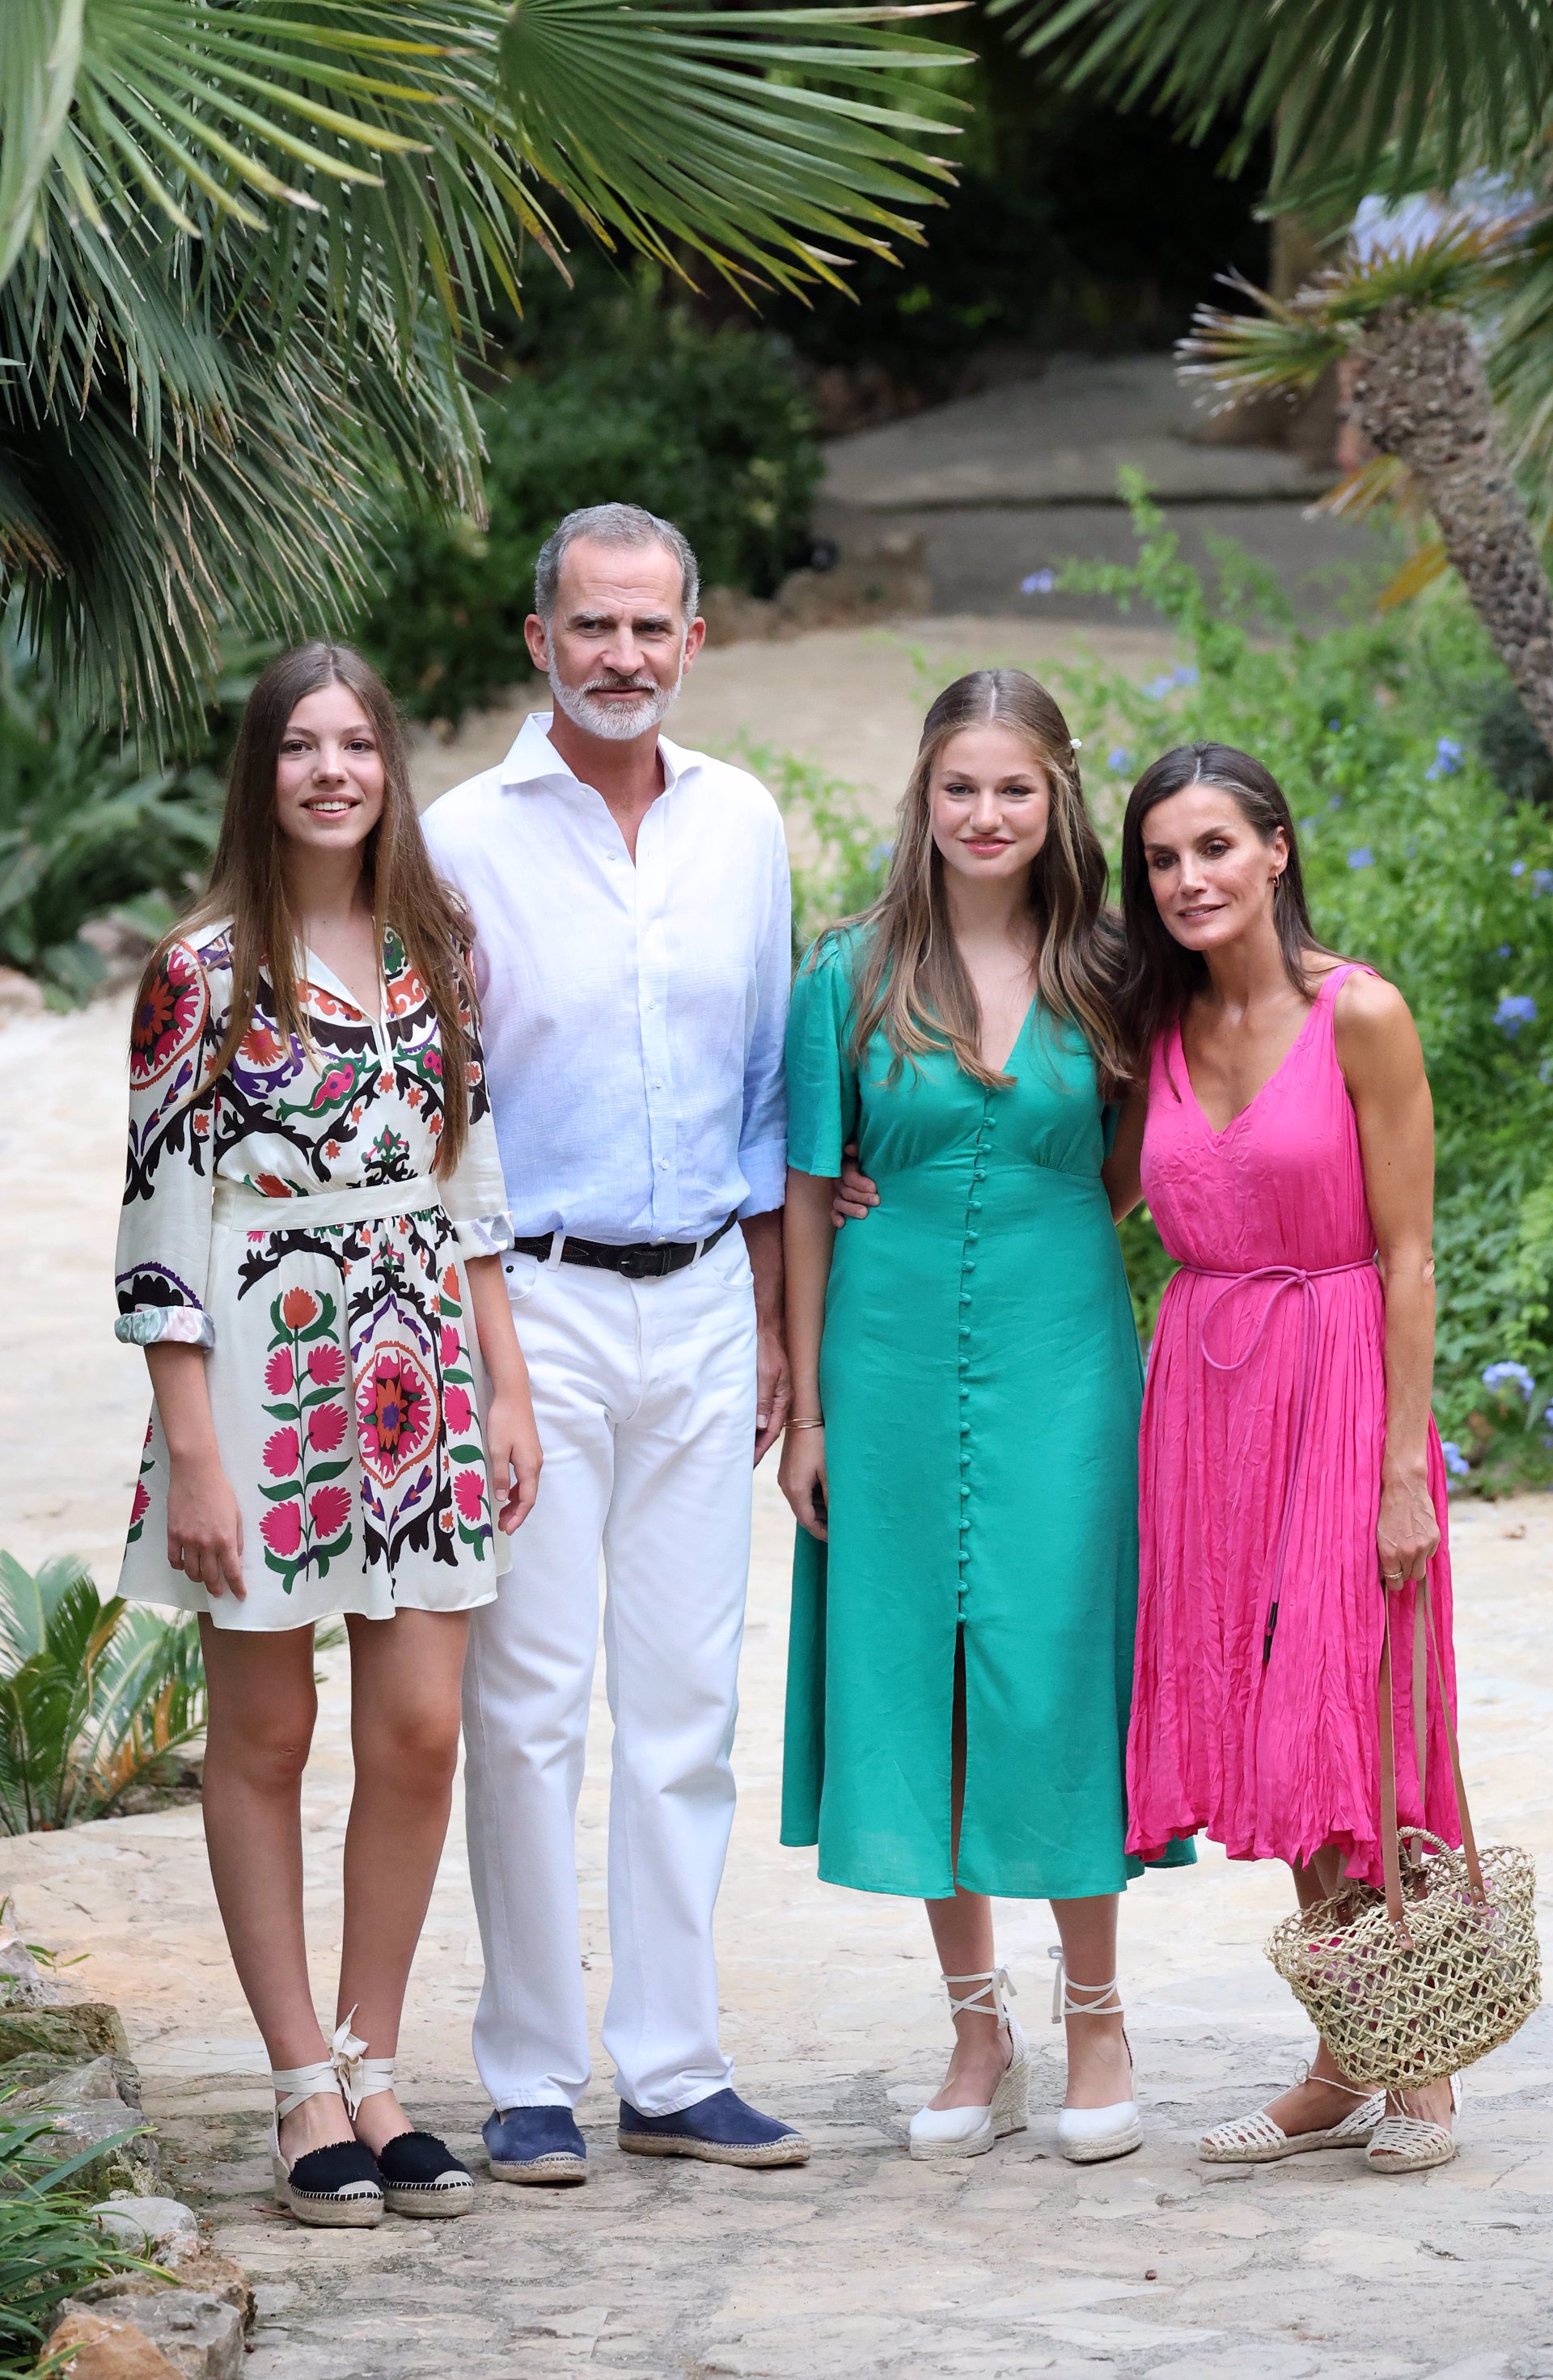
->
[1118, 741, 1332, 1076]
[157, 641, 477, 1174]
[833, 670, 1126, 1093]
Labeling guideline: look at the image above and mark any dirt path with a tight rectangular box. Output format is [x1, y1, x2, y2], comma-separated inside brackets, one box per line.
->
[2, 997, 1551, 2380]
[407, 615, 1179, 817]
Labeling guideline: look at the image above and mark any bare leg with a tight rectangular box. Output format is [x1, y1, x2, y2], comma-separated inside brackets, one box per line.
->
[1049, 1893, 1131, 2109]
[923, 1632, 1009, 2107]
[1263, 1846, 1384, 2134]
[197, 1620, 353, 2161]
[336, 1609, 470, 2155]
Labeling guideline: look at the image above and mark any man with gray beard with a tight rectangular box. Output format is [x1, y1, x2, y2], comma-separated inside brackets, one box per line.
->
[422, 503, 803, 2180]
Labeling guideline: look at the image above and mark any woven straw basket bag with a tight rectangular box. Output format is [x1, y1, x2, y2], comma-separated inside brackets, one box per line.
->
[1266, 1581, 1540, 2092]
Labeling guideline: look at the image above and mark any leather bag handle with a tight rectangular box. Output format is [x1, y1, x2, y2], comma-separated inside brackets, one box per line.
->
[1378, 1578, 1484, 1929]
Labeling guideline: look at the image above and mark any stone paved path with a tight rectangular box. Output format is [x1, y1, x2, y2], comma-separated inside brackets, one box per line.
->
[2, 1001, 1551, 2380]
[815, 355, 1402, 619]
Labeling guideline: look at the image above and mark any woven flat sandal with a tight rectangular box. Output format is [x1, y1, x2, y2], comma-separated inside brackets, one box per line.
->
[272, 2017, 384, 2228]
[1049, 1947, 1143, 2165]
[908, 1968, 1030, 2161]
[332, 2016, 475, 2220]
[1366, 2074, 1462, 2174]
[1199, 2065, 1384, 2164]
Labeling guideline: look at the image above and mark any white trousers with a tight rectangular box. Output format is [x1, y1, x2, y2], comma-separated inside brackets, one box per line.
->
[463, 1227, 756, 2115]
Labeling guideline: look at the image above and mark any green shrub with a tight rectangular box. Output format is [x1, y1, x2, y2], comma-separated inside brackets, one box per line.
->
[0, 631, 257, 1004]
[0, 1555, 207, 1834]
[0, 2100, 150, 2371]
[362, 306, 823, 728]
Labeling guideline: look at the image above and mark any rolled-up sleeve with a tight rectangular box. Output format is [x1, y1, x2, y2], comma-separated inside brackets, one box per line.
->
[438, 1000, 514, 1258]
[735, 812, 792, 1218]
[114, 940, 222, 1349]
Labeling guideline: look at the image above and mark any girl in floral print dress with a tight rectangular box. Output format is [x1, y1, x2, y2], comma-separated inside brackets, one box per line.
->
[116, 643, 542, 2229]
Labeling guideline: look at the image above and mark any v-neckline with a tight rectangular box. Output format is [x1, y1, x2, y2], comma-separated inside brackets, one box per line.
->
[303, 939, 387, 1029]
[984, 991, 1039, 1080]
[1176, 985, 1326, 1139]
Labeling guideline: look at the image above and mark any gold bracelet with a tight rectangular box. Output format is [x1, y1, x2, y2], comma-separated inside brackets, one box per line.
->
[785, 1416, 825, 1431]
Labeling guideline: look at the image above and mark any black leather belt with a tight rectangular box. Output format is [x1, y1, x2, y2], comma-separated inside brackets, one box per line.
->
[510, 1214, 737, 1282]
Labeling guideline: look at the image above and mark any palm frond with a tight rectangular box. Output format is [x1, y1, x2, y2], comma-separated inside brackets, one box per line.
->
[499, 0, 966, 296]
[1179, 215, 1533, 409]
[1178, 274, 1345, 405]
[984, 0, 1553, 209]
[1376, 537, 1451, 609]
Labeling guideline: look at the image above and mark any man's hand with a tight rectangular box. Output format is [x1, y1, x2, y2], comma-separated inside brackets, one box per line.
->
[832, 1140, 879, 1230]
[740, 1210, 790, 1464]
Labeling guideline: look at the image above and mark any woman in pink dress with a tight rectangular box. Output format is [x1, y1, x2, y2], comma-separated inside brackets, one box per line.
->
[1108, 741, 1464, 2174]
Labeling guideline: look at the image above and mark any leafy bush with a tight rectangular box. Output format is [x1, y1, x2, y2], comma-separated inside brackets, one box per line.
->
[0, 1555, 207, 1834]
[0, 630, 257, 1004]
[362, 305, 822, 729]
[756, 488, 1553, 1490]
[0, 2100, 148, 2372]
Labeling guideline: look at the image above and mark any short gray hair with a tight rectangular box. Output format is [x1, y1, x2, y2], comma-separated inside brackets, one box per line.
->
[534, 502, 700, 625]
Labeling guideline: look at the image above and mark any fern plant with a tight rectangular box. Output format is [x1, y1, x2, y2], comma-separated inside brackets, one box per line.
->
[0, 1556, 207, 1836]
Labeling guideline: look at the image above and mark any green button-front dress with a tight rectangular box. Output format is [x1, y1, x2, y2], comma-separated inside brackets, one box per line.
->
[782, 931, 1193, 1900]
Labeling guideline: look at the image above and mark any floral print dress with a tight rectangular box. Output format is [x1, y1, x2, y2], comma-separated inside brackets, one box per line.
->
[115, 922, 514, 1630]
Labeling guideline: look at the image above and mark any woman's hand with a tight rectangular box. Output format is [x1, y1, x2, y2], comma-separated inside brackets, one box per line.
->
[166, 1451, 246, 1599]
[832, 1142, 879, 1230]
[487, 1393, 543, 1532]
[778, 1424, 828, 1541]
[1377, 1465, 1440, 1587]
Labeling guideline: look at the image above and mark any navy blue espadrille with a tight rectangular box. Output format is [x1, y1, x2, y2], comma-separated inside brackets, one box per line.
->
[484, 2103, 587, 2185]
[616, 2088, 809, 2167]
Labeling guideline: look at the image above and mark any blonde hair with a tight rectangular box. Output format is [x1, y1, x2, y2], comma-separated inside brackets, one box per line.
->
[832, 669, 1126, 1093]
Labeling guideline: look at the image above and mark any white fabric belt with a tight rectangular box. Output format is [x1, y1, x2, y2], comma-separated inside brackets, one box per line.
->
[212, 1174, 445, 1231]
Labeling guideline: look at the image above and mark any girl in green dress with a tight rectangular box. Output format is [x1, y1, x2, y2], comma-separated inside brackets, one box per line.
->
[779, 669, 1189, 2166]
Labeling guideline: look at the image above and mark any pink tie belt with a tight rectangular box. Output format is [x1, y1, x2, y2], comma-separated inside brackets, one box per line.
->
[1180, 1258, 1378, 1663]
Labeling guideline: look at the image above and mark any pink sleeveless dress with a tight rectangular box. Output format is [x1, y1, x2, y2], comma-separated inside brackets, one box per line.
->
[1125, 963, 1461, 1888]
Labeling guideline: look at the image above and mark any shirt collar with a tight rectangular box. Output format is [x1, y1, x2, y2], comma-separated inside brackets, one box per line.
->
[498, 709, 696, 798]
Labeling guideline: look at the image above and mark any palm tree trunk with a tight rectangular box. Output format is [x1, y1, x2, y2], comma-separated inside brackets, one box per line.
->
[1347, 302, 1553, 759]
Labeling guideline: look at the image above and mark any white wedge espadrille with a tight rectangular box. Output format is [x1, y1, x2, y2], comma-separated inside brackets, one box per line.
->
[1049, 1947, 1144, 2165]
[908, 1968, 1030, 2162]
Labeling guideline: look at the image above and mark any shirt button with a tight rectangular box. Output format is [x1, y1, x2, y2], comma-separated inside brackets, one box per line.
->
[970, 1198, 983, 1212]
[658, 1159, 669, 1170]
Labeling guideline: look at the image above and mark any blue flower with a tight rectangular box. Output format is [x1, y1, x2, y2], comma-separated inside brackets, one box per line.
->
[1496, 993, 1538, 1037]
[867, 841, 894, 869]
[1532, 869, 1553, 895]
[1496, 943, 1514, 959]
[1021, 569, 1056, 596]
[1327, 793, 1344, 811]
[1107, 746, 1132, 772]
[1327, 718, 1342, 732]
[1511, 860, 1526, 878]
[1424, 735, 1464, 780]
[1142, 663, 1200, 699]
[1482, 1360, 1535, 1400]
[1441, 1440, 1470, 1479]
[1348, 847, 1375, 870]
[1300, 815, 1320, 831]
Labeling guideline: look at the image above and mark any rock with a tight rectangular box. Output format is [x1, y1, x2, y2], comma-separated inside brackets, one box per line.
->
[0, 966, 45, 1023]
[163, 2251, 256, 2335]
[116, 2291, 244, 2380]
[70, 2256, 256, 2339]
[771, 532, 929, 633]
[700, 585, 778, 647]
[0, 1921, 56, 2007]
[0, 2054, 155, 2192]
[0, 2000, 130, 2064]
[94, 2196, 201, 2257]
[40, 2306, 184, 2380]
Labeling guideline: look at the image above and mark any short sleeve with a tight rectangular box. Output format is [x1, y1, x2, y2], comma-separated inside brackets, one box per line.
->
[438, 996, 513, 1259]
[114, 940, 225, 1347]
[784, 936, 862, 1179]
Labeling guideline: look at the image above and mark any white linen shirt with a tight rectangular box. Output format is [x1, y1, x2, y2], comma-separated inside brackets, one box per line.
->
[422, 712, 791, 1243]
